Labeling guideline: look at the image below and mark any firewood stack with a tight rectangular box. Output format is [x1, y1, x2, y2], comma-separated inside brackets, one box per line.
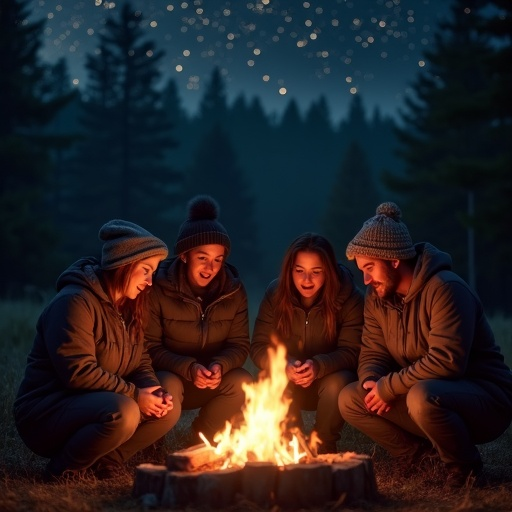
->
[133, 443, 378, 509]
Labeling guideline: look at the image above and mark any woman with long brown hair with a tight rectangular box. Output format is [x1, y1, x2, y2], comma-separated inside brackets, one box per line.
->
[14, 220, 174, 482]
[250, 233, 364, 453]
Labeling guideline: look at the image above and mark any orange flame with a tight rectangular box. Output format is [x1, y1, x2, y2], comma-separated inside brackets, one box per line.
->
[212, 342, 307, 467]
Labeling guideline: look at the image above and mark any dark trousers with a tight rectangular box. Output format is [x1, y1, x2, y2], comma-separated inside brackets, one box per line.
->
[15, 391, 177, 473]
[287, 370, 357, 448]
[157, 368, 254, 442]
[338, 378, 512, 466]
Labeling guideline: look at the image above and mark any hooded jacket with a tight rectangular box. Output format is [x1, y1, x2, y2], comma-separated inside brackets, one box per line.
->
[250, 264, 364, 379]
[13, 257, 160, 424]
[145, 257, 250, 379]
[361, 243, 512, 407]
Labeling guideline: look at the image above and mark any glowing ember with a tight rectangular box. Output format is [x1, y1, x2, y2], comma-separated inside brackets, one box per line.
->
[209, 342, 308, 468]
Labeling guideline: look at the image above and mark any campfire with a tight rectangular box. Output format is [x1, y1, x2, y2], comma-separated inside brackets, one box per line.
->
[134, 343, 377, 509]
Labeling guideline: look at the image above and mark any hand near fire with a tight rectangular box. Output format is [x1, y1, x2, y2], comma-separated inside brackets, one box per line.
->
[363, 380, 391, 415]
[286, 359, 318, 388]
[138, 385, 173, 418]
[191, 363, 222, 390]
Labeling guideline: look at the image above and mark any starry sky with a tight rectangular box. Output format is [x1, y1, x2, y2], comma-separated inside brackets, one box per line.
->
[29, 0, 452, 122]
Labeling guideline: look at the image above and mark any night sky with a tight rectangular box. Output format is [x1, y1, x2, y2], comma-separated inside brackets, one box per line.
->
[29, 0, 451, 121]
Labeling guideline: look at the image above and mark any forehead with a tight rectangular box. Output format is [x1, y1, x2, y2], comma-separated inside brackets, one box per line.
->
[136, 255, 162, 272]
[294, 250, 322, 268]
[189, 244, 226, 257]
[354, 255, 382, 270]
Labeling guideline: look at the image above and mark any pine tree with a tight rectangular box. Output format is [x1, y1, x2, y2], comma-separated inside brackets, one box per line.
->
[0, 0, 74, 292]
[184, 125, 261, 280]
[66, 2, 181, 248]
[322, 141, 380, 267]
[390, 0, 503, 305]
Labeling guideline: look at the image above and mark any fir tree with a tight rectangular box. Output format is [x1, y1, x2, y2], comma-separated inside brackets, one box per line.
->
[184, 125, 261, 280]
[389, 0, 502, 304]
[322, 141, 380, 266]
[66, 2, 181, 249]
[0, 0, 74, 292]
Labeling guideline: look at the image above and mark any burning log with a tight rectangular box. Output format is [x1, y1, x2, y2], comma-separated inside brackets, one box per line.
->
[165, 442, 222, 471]
[134, 452, 378, 509]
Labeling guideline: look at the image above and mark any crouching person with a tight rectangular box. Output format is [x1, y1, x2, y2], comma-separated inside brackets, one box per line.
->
[13, 220, 175, 482]
[338, 202, 512, 488]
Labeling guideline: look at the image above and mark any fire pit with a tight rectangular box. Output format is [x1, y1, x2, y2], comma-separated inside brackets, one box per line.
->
[133, 344, 378, 508]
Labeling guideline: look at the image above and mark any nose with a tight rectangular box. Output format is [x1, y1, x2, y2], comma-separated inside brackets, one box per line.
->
[301, 272, 314, 283]
[363, 272, 372, 285]
[146, 274, 153, 286]
[205, 260, 214, 270]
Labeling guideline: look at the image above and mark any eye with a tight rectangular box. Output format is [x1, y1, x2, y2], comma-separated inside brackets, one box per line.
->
[294, 268, 303, 274]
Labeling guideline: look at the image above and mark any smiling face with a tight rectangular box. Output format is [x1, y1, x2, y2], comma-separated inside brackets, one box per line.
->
[355, 255, 400, 299]
[291, 250, 325, 308]
[184, 244, 226, 288]
[124, 255, 162, 300]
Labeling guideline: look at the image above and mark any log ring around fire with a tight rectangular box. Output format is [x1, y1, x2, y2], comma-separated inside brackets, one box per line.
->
[133, 444, 378, 509]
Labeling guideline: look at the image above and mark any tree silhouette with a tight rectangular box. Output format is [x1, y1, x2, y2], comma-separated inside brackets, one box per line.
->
[389, 0, 503, 305]
[65, 2, 181, 247]
[322, 141, 380, 268]
[197, 66, 228, 133]
[183, 124, 261, 280]
[0, 0, 74, 292]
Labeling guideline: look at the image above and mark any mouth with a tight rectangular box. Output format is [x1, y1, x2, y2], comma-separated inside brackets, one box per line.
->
[199, 272, 212, 280]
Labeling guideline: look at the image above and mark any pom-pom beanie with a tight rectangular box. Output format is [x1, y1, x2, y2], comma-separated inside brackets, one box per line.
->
[346, 202, 416, 260]
[174, 195, 231, 256]
[99, 220, 168, 270]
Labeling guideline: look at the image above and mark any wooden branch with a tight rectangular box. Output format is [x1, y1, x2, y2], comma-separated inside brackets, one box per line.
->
[166, 442, 221, 471]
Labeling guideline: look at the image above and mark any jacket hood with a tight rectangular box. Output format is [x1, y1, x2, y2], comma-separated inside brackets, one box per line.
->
[406, 242, 452, 301]
[55, 257, 110, 302]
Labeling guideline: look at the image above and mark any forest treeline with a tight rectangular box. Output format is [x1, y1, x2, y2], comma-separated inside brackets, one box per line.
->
[1, 0, 511, 312]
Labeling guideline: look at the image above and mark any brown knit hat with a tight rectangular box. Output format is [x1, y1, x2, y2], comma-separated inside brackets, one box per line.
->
[99, 220, 168, 270]
[346, 202, 416, 260]
[174, 195, 231, 256]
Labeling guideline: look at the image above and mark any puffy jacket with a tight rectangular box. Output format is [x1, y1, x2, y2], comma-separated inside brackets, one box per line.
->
[361, 243, 512, 407]
[146, 257, 250, 380]
[14, 257, 160, 424]
[250, 264, 364, 379]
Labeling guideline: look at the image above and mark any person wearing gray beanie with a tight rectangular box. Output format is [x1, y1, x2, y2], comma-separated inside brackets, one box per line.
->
[146, 195, 253, 446]
[338, 202, 512, 488]
[14, 220, 175, 482]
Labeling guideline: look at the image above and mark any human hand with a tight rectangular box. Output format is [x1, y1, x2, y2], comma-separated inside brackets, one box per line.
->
[206, 363, 222, 389]
[363, 380, 391, 415]
[286, 359, 317, 387]
[190, 363, 222, 389]
[138, 385, 173, 418]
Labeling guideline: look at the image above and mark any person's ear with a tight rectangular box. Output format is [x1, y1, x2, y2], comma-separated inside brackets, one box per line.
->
[392, 260, 399, 269]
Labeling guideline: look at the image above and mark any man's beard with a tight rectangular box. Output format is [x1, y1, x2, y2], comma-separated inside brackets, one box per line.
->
[372, 262, 400, 300]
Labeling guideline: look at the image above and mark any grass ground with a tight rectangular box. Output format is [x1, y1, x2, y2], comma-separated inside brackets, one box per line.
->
[1, 297, 511, 511]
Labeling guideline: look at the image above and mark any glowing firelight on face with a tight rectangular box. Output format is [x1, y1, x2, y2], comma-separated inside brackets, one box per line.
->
[209, 341, 308, 468]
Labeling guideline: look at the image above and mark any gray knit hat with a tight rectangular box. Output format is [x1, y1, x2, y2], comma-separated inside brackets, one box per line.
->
[346, 202, 416, 260]
[99, 220, 168, 270]
[174, 195, 231, 256]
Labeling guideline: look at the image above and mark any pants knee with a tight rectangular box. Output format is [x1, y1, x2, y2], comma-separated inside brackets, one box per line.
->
[107, 395, 140, 438]
[406, 381, 433, 422]
[320, 371, 357, 400]
[157, 371, 184, 404]
[338, 381, 362, 417]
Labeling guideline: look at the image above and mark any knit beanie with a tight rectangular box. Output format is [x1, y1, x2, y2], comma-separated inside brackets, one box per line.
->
[346, 202, 416, 260]
[99, 220, 168, 270]
[174, 195, 231, 256]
